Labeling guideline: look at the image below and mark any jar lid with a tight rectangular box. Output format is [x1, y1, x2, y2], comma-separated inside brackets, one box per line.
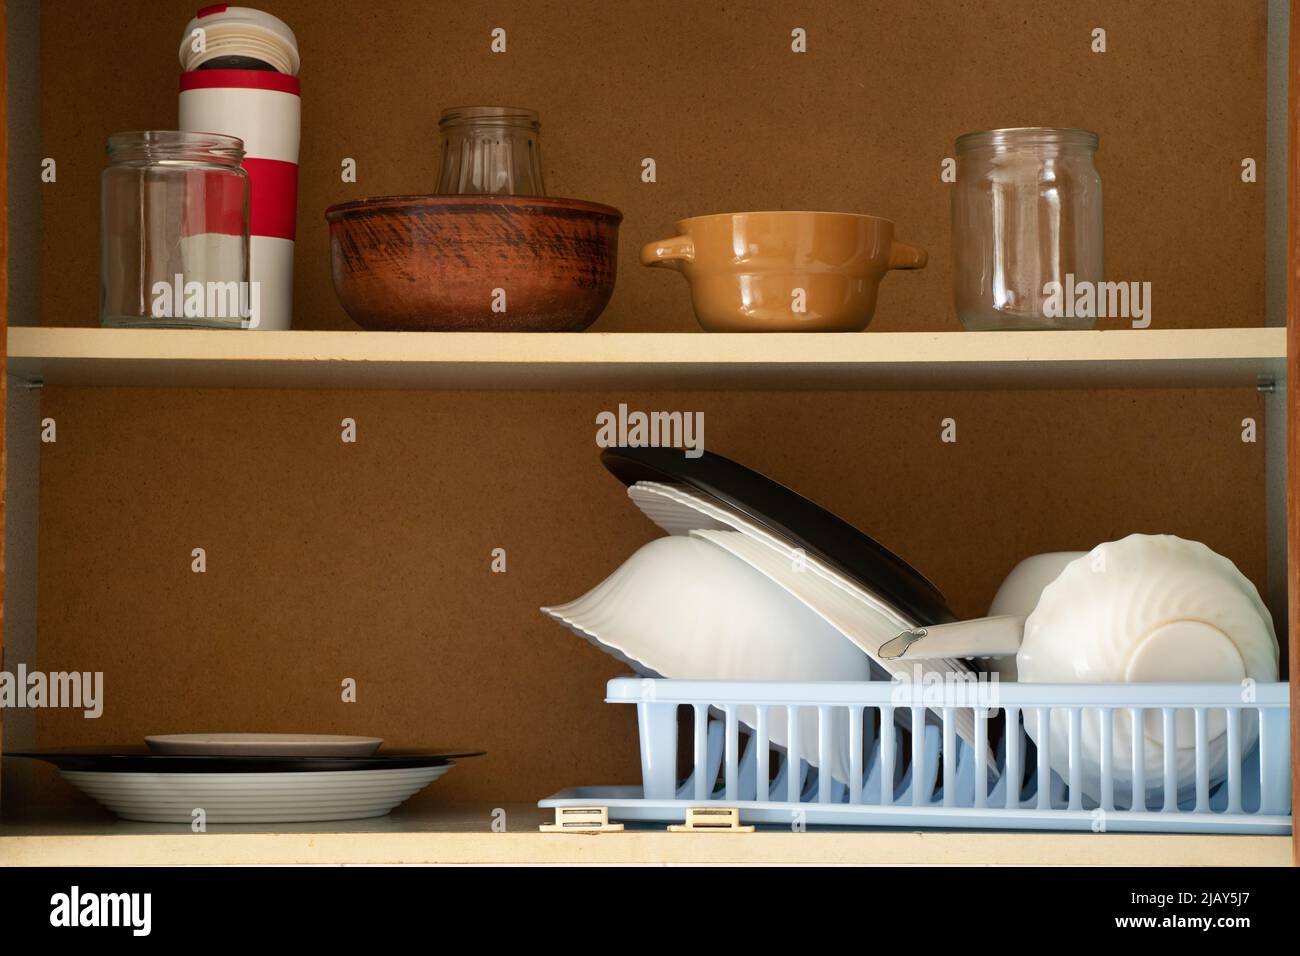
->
[956, 127, 1099, 151]
[179, 5, 300, 75]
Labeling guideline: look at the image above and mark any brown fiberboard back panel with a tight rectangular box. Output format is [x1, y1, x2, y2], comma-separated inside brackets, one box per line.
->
[26, 386, 1266, 804]
[38, 0, 1266, 332]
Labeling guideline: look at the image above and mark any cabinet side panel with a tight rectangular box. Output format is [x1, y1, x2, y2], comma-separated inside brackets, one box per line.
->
[1, 0, 10, 789]
[1286, 0, 1299, 869]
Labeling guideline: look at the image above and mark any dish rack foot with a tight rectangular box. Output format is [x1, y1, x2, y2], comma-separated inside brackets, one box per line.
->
[539, 806, 625, 833]
[667, 807, 755, 833]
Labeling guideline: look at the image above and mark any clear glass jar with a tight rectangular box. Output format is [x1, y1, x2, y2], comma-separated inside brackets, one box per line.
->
[101, 131, 251, 329]
[952, 127, 1103, 331]
[435, 106, 546, 196]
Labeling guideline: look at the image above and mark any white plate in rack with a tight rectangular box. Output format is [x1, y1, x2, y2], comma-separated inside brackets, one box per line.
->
[628, 481, 982, 749]
[145, 733, 384, 757]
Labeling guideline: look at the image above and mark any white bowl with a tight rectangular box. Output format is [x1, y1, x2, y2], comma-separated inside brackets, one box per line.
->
[984, 551, 1085, 681]
[989, 552, 1087, 619]
[1017, 534, 1279, 803]
[542, 535, 872, 781]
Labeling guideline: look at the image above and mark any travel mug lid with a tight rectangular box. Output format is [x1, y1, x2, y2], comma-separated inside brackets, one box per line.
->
[179, 5, 300, 75]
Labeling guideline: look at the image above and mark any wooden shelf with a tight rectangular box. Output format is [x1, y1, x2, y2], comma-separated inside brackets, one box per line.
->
[0, 803, 1289, 866]
[6, 326, 1286, 391]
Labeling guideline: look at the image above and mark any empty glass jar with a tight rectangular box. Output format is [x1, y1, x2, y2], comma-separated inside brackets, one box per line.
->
[101, 131, 251, 329]
[952, 127, 1103, 330]
[435, 106, 546, 196]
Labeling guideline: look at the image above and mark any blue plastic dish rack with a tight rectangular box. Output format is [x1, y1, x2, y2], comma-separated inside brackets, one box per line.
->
[540, 678, 1292, 834]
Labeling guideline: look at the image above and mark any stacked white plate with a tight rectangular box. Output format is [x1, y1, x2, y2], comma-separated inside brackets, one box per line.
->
[15, 735, 479, 824]
[625, 480, 981, 746]
[60, 765, 454, 824]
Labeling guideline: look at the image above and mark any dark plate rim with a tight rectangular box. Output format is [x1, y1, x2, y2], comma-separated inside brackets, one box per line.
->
[600, 446, 955, 626]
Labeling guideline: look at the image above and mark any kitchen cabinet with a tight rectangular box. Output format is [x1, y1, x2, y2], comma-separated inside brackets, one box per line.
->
[0, 0, 1296, 866]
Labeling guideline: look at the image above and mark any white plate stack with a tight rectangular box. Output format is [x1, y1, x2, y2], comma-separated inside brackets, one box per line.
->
[20, 735, 475, 824]
[63, 766, 455, 824]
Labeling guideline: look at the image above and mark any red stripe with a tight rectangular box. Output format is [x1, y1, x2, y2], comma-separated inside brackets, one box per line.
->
[180, 167, 247, 238]
[180, 69, 300, 95]
[196, 4, 228, 17]
[244, 157, 298, 240]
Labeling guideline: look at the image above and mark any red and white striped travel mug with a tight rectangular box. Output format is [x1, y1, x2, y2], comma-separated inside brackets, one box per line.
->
[179, 6, 299, 330]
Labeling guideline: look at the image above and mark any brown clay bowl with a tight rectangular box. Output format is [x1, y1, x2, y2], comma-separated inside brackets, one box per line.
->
[325, 195, 622, 331]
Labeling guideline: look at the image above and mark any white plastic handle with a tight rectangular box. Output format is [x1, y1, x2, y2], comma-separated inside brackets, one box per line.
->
[878, 615, 1026, 661]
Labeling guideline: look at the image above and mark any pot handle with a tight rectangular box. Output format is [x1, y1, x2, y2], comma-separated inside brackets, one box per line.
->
[641, 235, 694, 269]
[877, 615, 1025, 661]
[887, 239, 928, 270]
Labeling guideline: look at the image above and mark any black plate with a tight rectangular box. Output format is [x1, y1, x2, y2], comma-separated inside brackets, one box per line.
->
[7, 748, 484, 773]
[601, 446, 956, 626]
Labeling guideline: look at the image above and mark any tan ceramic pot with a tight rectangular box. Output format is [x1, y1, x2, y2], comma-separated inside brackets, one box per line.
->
[641, 211, 926, 332]
[326, 195, 621, 331]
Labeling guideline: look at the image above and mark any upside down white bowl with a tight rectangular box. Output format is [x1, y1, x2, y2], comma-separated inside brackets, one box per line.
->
[541, 535, 872, 781]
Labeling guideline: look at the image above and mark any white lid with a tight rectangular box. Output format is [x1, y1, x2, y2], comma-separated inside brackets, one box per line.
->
[179, 5, 300, 76]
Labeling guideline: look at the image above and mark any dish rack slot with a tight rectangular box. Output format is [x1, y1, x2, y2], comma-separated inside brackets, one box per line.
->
[540, 678, 1292, 834]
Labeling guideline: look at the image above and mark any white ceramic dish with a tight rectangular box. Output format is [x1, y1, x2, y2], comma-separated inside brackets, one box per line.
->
[988, 551, 1086, 618]
[627, 481, 968, 651]
[1018, 536, 1277, 684]
[690, 528, 982, 749]
[542, 534, 871, 781]
[628, 481, 977, 666]
[1016, 534, 1279, 803]
[627, 481, 919, 638]
[60, 765, 452, 823]
[144, 733, 384, 757]
[881, 535, 1278, 802]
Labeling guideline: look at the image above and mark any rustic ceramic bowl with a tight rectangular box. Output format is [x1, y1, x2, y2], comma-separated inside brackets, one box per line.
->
[326, 195, 622, 331]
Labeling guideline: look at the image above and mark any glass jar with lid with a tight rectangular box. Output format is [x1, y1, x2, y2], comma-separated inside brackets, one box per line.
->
[101, 131, 251, 329]
[951, 127, 1103, 330]
[435, 106, 546, 196]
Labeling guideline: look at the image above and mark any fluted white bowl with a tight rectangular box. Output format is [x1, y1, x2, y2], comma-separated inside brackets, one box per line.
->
[1017, 534, 1278, 804]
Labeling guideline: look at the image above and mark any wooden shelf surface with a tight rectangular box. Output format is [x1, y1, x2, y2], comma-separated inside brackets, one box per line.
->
[0, 803, 1289, 866]
[5, 326, 1286, 391]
